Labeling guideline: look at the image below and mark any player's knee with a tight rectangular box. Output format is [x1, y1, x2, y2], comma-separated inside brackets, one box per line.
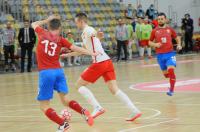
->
[40, 105, 48, 113]
[167, 68, 176, 79]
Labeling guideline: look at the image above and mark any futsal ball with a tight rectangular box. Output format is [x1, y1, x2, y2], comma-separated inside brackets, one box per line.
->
[61, 109, 72, 122]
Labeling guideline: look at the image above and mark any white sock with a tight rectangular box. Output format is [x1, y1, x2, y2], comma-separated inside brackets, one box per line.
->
[139, 47, 144, 57]
[147, 47, 151, 56]
[78, 86, 102, 109]
[115, 90, 140, 114]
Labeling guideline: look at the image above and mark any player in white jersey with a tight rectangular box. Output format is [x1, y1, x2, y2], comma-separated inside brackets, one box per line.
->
[62, 13, 142, 121]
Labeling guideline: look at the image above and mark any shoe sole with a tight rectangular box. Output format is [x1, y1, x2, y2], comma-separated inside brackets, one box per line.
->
[126, 113, 142, 122]
[92, 109, 106, 119]
[83, 110, 94, 126]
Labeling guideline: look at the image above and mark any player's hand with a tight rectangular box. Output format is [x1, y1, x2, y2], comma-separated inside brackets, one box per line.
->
[154, 43, 162, 48]
[176, 44, 182, 51]
[60, 54, 69, 59]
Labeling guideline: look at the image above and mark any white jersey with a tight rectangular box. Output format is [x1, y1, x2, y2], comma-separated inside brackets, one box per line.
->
[81, 25, 110, 63]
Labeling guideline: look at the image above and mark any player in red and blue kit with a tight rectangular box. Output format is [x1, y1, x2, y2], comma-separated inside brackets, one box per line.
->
[149, 13, 182, 96]
[31, 15, 98, 132]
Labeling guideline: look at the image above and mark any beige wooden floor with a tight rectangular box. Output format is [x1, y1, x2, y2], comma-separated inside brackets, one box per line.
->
[0, 54, 200, 132]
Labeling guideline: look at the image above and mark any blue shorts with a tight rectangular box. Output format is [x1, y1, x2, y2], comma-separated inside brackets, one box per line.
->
[37, 68, 69, 101]
[157, 52, 176, 71]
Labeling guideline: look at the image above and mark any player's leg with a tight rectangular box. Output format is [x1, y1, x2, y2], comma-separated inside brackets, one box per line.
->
[147, 45, 152, 59]
[165, 53, 177, 96]
[76, 77, 104, 118]
[103, 61, 141, 121]
[122, 41, 128, 60]
[37, 69, 69, 131]
[76, 64, 106, 118]
[128, 40, 133, 59]
[55, 68, 93, 126]
[117, 40, 122, 61]
[139, 41, 145, 59]
[166, 66, 176, 96]
[106, 80, 141, 121]
[58, 93, 93, 126]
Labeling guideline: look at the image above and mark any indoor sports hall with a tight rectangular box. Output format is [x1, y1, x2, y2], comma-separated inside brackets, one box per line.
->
[0, 0, 200, 132]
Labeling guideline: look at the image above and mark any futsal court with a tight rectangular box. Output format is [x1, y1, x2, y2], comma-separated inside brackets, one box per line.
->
[0, 53, 200, 132]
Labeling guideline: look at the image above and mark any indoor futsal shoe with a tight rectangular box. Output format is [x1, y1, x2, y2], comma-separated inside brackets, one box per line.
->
[167, 91, 174, 96]
[167, 88, 174, 96]
[82, 109, 94, 126]
[57, 121, 70, 132]
[92, 108, 106, 119]
[126, 112, 142, 122]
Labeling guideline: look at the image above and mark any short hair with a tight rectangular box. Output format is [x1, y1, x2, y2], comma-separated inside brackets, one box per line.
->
[24, 20, 29, 23]
[158, 12, 166, 18]
[49, 19, 61, 30]
[75, 13, 88, 22]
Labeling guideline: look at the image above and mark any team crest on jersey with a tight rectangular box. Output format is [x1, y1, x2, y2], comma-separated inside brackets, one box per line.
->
[167, 29, 171, 34]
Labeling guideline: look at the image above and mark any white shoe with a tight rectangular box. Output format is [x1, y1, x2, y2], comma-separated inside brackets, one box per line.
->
[57, 121, 70, 132]
[68, 63, 73, 66]
[92, 107, 105, 119]
[74, 63, 80, 66]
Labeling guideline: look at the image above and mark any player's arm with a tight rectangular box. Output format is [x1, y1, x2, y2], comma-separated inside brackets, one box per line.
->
[70, 45, 98, 56]
[61, 51, 82, 58]
[171, 28, 182, 51]
[31, 15, 60, 30]
[61, 38, 98, 58]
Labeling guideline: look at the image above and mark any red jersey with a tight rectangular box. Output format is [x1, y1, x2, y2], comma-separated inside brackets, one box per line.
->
[151, 19, 158, 28]
[35, 27, 72, 70]
[150, 26, 177, 54]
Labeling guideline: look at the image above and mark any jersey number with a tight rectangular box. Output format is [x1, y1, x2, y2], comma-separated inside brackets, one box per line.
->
[161, 37, 167, 43]
[41, 40, 57, 56]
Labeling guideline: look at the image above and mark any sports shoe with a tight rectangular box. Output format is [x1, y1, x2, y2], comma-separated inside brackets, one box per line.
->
[166, 88, 174, 96]
[57, 121, 70, 132]
[82, 109, 94, 126]
[167, 90, 174, 96]
[92, 108, 106, 119]
[126, 112, 142, 122]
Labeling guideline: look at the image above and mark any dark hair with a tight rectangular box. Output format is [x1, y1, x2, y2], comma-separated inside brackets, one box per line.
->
[158, 12, 166, 18]
[49, 19, 61, 30]
[75, 12, 88, 22]
[185, 13, 190, 17]
[24, 20, 29, 23]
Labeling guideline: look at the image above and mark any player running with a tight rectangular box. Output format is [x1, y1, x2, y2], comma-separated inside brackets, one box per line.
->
[149, 13, 182, 96]
[62, 13, 142, 122]
[31, 15, 97, 132]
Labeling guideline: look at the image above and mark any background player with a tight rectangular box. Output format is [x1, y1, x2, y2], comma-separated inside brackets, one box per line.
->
[31, 15, 98, 131]
[149, 12, 182, 96]
[62, 13, 142, 122]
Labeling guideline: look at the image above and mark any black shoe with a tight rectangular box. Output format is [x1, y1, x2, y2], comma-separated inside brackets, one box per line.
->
[21, 70, 24, 73]
[27, 69, 32, 72]
[122, 58, 127, 61]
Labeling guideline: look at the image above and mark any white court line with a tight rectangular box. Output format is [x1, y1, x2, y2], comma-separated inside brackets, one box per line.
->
[118, 118, 179, 132]
[141, 108, 161, 119]
[129, 84, 200, 93]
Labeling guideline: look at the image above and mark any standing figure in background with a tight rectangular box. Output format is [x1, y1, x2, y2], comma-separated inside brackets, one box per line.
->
[18, 20, 36, 73]
[115, 18, 128, 61]
[136, 17, 153, 59]
[2, 21, 16, 72]
[126, 18, 134, 59]
[181, 14, 194, 53]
